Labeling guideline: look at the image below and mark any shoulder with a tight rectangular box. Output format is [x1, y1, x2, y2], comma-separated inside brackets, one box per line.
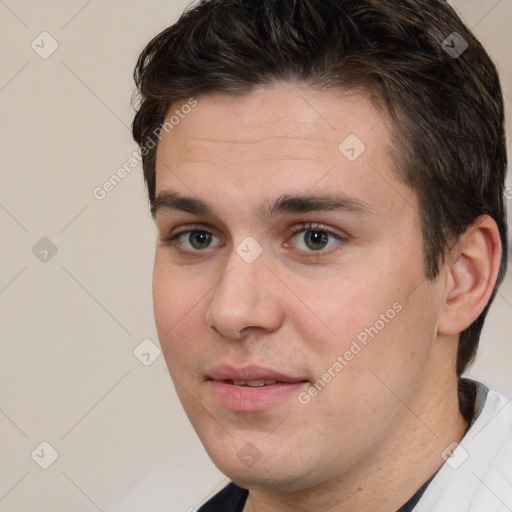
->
[415, 383, 512, 511]
[198, 482, 249, 512]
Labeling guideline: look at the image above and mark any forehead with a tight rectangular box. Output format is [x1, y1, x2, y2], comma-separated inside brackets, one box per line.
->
[157, 84, 389, 168]
[153, 84, 416, 225]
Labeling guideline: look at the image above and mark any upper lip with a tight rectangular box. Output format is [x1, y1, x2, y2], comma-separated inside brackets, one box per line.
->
[207, 364, 308, 383]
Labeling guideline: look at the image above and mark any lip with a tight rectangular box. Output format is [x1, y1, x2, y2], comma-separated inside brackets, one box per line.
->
[206, 364, 309, 412]
[207, 364, 307, 383]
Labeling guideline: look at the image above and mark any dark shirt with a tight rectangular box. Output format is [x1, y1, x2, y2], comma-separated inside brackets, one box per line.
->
[198, 482, 247, 512]
[197, 476, 435, 512]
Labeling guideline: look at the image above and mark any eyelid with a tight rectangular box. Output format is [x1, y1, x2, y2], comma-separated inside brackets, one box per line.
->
[282, 222, 346, 257]
[285, 222, 347, 244]
[159, 224, 223, 251]
[160, 222, 218, 240]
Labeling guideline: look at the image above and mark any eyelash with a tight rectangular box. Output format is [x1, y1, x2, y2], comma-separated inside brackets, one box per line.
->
[286, 223, 346, 258]
[161, 222, 347, 260]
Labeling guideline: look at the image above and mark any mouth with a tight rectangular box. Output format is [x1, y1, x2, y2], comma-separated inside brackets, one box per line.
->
[224, 379, 281, 388]
[206, 365, 310, 412]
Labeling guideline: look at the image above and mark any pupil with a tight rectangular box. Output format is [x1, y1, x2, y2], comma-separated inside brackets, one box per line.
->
[190, 232, 211, 249]
[305, 230, 328, 250]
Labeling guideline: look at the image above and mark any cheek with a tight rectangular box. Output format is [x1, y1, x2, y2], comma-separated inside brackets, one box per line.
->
[301, 276, 391, 355]
[302, 252, 429, 374]
[152, 259, 206, 372]
[152, 261, 179, 335]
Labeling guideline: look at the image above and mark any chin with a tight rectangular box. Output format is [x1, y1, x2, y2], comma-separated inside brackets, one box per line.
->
[223, 464, 302, 491]
[205, 441, 320, 493]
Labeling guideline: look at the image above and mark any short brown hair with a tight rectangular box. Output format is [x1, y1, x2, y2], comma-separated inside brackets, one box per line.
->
[132, 0, 508, 375]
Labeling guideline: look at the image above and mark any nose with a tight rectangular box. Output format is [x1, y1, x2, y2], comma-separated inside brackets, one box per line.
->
[204, 248, 284, 340]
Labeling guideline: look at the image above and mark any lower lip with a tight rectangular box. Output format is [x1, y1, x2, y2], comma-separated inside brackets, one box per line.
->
[209, 380, 308, 412]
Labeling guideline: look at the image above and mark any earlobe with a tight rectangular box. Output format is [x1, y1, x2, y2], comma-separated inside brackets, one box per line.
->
[438, 216, 502, 336]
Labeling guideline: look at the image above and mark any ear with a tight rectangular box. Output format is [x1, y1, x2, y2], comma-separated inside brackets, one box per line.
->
[437, 215, 502, 336]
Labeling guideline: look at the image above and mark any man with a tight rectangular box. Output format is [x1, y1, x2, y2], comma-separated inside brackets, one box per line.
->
[131, 0, 510, 510]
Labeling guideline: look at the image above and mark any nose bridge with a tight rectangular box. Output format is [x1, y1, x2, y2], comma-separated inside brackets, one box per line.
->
[205, 242, 282, 338]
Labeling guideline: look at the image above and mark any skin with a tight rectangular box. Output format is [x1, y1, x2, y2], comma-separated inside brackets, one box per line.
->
[151, 83, 502, 511]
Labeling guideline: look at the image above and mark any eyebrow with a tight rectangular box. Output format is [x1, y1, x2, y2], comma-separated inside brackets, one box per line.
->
[151, 190, 374, 219]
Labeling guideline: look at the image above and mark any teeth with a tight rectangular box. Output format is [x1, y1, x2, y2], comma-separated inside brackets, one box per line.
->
[246, 380, 267, 387]
[230, 380, 277, 387]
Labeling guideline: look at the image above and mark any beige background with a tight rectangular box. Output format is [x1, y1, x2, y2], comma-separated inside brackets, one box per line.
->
[0, 1, 510, 510]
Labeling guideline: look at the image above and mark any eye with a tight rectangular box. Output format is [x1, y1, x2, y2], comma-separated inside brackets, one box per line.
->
[287, 223, 346, 254]
[163, 229, 222, 252]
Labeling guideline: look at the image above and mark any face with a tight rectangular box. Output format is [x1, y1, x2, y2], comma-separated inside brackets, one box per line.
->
[152, 84, 447, 492]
